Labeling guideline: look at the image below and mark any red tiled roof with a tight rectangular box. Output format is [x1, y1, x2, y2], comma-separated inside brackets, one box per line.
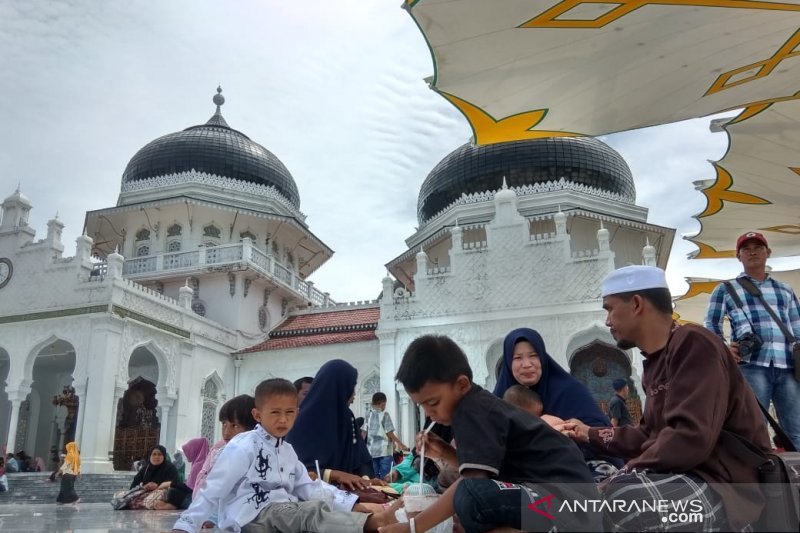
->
[272, 307, 380, 331]
[236, 306, 380, 353]
[239, 330, 378, 352]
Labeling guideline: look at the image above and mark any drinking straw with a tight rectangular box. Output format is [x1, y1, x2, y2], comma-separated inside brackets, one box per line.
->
[418, 420, 437, 488]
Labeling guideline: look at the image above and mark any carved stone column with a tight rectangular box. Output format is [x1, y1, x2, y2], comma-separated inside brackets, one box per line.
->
[397, 387, 413, 447]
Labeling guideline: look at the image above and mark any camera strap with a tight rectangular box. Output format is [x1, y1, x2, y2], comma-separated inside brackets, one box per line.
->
[722, 281, 758, 334]
[735, 278, 798, 344]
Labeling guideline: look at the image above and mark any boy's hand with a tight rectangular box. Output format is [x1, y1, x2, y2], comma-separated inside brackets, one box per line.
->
[335, 471, 371, 491]
[540, 414, 565, 427]
[415, 431, 453, 462]
[378, 523, 410, 533]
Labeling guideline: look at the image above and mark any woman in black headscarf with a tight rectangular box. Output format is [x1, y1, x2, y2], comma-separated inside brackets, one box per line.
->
[130, 445, 179, 490]
[286, 359, 379, 491]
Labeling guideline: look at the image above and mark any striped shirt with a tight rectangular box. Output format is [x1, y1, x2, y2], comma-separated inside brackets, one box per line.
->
[704, 273, 800, 368]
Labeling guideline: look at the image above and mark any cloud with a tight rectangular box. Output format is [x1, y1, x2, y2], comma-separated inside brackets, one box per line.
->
[2, 0, 796, 304]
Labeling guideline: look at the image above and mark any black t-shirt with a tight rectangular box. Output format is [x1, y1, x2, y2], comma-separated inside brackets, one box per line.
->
[452, 385, 594, 485]
[608, 394, 633, 426]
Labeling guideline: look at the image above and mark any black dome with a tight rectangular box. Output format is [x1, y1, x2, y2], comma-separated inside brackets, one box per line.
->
[417, 137, 635, 224]
[122, 98, 300, 209]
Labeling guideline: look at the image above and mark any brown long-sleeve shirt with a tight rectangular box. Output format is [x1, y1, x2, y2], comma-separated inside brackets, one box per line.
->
[588, 324, 770, 530]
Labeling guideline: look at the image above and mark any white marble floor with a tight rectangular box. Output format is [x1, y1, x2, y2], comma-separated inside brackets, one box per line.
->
[0, 503, 219, 532]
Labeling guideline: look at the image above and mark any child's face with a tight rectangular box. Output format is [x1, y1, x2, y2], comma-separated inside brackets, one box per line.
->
[252, 393, 298, 438]
[374, 401, 387, 411]
[221, 419, 248, 442]
[407, 375, 471, 425]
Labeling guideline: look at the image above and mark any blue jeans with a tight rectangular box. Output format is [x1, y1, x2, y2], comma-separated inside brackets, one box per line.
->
[740, 362, 800, 450]
[371, 456, 393, 480]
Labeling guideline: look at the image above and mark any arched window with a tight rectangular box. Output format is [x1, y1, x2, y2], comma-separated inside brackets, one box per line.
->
[136, 245, 150, 257]
[167, 224, 182, 237]
[135, 229, 151, 242]
[360, 372, 380, 417]
[167, 240, 181, 252]
[200, 378, 220, 444]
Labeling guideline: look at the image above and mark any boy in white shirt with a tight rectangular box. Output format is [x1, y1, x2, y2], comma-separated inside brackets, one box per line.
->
[172, 378, 398, 533]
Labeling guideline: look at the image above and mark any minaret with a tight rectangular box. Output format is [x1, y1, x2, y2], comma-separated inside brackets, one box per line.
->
[46, 213, 65, 255]
[0, 186, 36, 247]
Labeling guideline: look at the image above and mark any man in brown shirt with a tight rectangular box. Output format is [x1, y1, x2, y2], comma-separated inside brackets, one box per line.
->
[563, 265, 770, 531]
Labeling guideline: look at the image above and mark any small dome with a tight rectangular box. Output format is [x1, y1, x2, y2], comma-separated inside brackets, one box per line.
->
[4, 186, 32, 207]
[122, 89, 300, 209]
[417, 137, 635, 224]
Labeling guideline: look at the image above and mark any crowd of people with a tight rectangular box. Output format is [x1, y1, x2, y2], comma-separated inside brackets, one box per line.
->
[3, 231, 798, 532]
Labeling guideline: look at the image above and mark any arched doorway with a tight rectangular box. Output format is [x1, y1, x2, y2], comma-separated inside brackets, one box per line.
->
[569, 340, 642, 422]
[20, 339, 76, 470]
[483, 339, 504, 392]
[113, 347, 160, 470]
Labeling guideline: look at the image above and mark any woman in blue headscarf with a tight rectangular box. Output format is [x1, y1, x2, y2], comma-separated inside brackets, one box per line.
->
[286, 359, 377, 491]
[494, 328, 623, 478]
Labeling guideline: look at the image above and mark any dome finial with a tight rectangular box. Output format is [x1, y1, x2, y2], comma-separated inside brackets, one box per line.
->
[213, 85, 225, 108]
[501, 176, 509, 190]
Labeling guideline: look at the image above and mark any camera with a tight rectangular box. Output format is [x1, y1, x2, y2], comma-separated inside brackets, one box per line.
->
[737, 332, 763, 361]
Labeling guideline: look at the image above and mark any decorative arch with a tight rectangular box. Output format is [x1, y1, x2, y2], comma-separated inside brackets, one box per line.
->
[359, 369, 380, 417]
[127, 340, 168, 391]
[483, 338, 504, 391]
[564, 323, 618, 367]
[23, 334, 78, 384]
[200, 371, 224, 444]
[569, 339, 641, 422]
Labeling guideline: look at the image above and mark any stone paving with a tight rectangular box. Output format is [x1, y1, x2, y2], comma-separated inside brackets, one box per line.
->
[0, 502, 218, 532]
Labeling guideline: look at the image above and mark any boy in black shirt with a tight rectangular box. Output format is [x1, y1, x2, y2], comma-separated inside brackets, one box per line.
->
[380, 335, 600, 533]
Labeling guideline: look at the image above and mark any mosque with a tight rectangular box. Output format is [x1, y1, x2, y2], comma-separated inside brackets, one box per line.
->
[0, 89, 674, 473]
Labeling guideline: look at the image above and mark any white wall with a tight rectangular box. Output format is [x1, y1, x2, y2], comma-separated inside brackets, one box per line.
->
[239, 339, 380, 419]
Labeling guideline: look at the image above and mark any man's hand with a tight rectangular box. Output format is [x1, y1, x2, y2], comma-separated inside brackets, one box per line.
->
[558, 418, 591, 444]
[728, 342, 742, 363]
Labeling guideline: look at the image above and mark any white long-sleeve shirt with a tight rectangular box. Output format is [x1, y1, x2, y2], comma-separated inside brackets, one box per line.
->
[173, 425, 358, 533]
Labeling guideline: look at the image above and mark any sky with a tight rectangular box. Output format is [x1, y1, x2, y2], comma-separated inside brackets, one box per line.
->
[1, 0, 798, 303]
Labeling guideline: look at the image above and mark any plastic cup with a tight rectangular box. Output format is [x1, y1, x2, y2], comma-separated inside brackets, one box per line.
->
[403, 494, 439, 516]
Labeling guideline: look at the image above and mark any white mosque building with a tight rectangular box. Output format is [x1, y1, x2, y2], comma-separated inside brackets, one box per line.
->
[0, 89, 673, 473]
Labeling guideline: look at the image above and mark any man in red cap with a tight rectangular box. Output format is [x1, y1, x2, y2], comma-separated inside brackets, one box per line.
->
[704, 231, 800, 450]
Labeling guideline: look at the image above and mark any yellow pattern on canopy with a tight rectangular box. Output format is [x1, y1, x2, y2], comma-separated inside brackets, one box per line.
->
[405, 0, 800, 142]
[689, 98, 800, 258]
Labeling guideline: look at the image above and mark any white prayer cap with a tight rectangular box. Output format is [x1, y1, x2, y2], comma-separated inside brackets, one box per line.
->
[601, 265, 668, 298]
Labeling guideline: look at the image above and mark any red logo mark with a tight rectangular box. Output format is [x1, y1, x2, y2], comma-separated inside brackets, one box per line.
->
[527, 494, 556, 520]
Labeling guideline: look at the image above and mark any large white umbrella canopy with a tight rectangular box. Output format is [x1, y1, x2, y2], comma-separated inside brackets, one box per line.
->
[690, 99, 800, 259]
[406, 0, 800, 143]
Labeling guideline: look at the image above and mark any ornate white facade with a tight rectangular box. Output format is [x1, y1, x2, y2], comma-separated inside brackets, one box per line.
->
[0, 93, 675, 469]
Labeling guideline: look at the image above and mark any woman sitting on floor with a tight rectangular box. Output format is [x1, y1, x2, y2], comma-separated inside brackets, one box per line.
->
[286, 359, 383, 491]
[122, 444, 180, 510]
[494, 327, 623, 481]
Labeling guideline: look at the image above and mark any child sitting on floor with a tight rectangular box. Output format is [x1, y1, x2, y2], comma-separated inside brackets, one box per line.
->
[379, 334, 600, 533]
[172, 378, 398, 533]
[502, 384, 544, 416]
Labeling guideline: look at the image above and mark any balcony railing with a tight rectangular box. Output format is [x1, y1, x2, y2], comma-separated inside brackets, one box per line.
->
[120, 242, 332, 306]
